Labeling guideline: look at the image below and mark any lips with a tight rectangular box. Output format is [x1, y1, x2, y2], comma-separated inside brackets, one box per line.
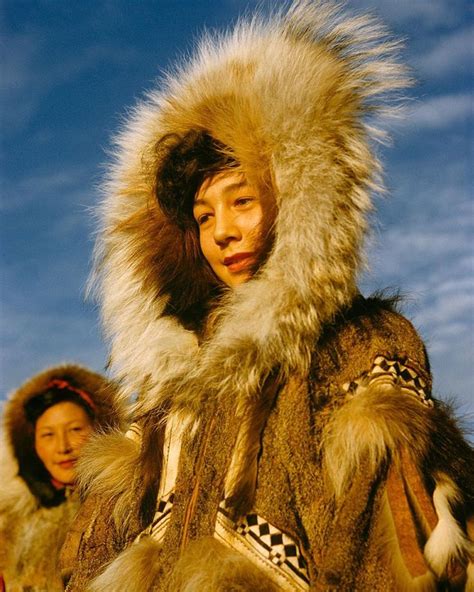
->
[223, 252, 255, 273]
[57, 459, 77, 469]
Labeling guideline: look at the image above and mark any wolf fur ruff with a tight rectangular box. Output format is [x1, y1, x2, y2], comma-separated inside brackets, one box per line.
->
[91, 0, 411, 419]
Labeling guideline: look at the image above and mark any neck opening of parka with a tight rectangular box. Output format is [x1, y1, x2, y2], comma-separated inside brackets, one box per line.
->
[92, 1, 410, 418]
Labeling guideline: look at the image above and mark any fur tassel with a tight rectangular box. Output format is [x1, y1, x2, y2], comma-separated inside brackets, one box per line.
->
[322, 382, 432, 499]
[168, 537, 279, 592]
[88, 538, 163, 592]
[424, 475, 474, 580]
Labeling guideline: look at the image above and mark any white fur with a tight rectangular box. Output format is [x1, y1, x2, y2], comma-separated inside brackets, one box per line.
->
[424, 476, 474, 578]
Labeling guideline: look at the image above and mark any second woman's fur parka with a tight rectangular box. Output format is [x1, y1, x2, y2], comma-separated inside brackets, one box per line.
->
[0, 364, 122, 591]
[63, 2, 474, 590]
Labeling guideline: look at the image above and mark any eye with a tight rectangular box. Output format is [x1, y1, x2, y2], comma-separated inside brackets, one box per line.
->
[235, 196, 254, 207]
[198, 214, 209, 225]
[40, 432, 53, 439]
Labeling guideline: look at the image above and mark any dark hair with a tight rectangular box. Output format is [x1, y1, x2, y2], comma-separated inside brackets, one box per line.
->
[149, 130, 240, 330]
[24, 387, 95, 424]
[20, 383, 95, 507]
[154, 129, 239, 229]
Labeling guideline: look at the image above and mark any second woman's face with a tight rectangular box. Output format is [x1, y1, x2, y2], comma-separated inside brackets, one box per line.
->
[35, 401, 93, 485]
[193, 172, 276, 287]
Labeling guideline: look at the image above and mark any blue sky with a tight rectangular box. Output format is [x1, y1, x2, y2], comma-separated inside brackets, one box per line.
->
[1, 1, 473, 420]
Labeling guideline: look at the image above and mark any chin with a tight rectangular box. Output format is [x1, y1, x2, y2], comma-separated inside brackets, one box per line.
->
[51, 469, 75, 485]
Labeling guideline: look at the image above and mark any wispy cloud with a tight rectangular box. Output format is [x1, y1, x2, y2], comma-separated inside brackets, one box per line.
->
[414, 26, 473, 78]
[407, 93, 472, 130]
[1, 30, 140, 134]
[0, 306, 107, 396]
[0, 166, 96, 211]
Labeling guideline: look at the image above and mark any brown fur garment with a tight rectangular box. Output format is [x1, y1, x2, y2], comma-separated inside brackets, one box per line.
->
[0, 363, 123, 591]
[65, 1, 473, 590]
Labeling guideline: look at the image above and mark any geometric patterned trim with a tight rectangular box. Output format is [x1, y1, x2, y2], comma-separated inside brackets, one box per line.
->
[215, 502, 309, 591]
[134, 492, 310, 591]
[134, 491, 175, 544]
[342, 355, 433, 408]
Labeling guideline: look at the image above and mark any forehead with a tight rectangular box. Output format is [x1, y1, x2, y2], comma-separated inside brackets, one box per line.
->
[36, 400, 89, 428]
[194, 171, 251, 205]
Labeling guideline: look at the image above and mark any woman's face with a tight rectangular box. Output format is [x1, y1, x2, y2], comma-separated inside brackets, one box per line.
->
[193, 171, 276, 287]
[34, 401, 93, 485]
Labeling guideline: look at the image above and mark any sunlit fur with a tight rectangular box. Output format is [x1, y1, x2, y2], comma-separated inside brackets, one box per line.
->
[424, 476, 474, 579]
[89, 0, 410, 420]
[88, 538, 164, 592]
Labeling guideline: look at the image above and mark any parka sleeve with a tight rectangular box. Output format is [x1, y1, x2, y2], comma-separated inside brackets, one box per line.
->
[305, 307, 474, 589]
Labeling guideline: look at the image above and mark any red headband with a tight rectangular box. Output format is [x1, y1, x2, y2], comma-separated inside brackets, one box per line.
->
[46, 378, 97, 412]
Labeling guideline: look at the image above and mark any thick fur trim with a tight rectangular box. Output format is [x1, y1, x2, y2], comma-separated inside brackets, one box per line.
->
[75, 430, 141, 537]
[91, 0, 411, 419]
[88, 538, 164, 592]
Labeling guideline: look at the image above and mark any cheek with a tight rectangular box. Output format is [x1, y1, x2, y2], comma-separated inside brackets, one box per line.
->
[242, 209, 265, 243]
[199, 231, 215, 264]
[35, 439, 53, 466]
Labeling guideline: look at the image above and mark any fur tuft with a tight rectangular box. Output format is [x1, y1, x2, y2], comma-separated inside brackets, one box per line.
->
[424, 475, 474, 579]
[88, 538, 163, 592]
[168, 537, 279, 591]
[323, 382, 432, 499]
[76, 431, 141, 537]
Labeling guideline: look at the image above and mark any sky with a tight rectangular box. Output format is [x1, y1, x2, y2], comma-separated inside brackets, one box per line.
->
[1, 1, 473, 423]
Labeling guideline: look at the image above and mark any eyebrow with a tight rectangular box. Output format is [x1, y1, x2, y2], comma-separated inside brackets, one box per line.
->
[193, 180, 250, 207]
[37, 419, 85, 430]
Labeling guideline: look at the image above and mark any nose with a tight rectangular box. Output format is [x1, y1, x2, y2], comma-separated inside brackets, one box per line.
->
[56, 430, 72, 454]
[213, 210, 241, 246]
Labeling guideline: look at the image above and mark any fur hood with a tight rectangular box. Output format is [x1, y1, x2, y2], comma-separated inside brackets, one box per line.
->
[0, 363, 122, 510]
[92, 0, 410, 417]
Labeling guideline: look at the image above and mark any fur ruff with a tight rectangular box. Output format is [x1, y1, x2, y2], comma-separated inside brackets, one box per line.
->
[90, 0, 411, 422]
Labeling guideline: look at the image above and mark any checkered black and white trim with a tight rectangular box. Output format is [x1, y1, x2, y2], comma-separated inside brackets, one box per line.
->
[135, 491, 175, 544]
[342, 355, 433, 407]
[215, 502, 309, 591]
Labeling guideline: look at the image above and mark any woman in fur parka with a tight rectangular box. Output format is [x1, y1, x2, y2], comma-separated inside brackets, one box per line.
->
[0, 364, 122, 591]
[64, 2, 473, 590]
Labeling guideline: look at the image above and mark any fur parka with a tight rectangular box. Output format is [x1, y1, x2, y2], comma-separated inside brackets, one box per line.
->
[64, 2, 473, 590]
[0, 364, 122, 591]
